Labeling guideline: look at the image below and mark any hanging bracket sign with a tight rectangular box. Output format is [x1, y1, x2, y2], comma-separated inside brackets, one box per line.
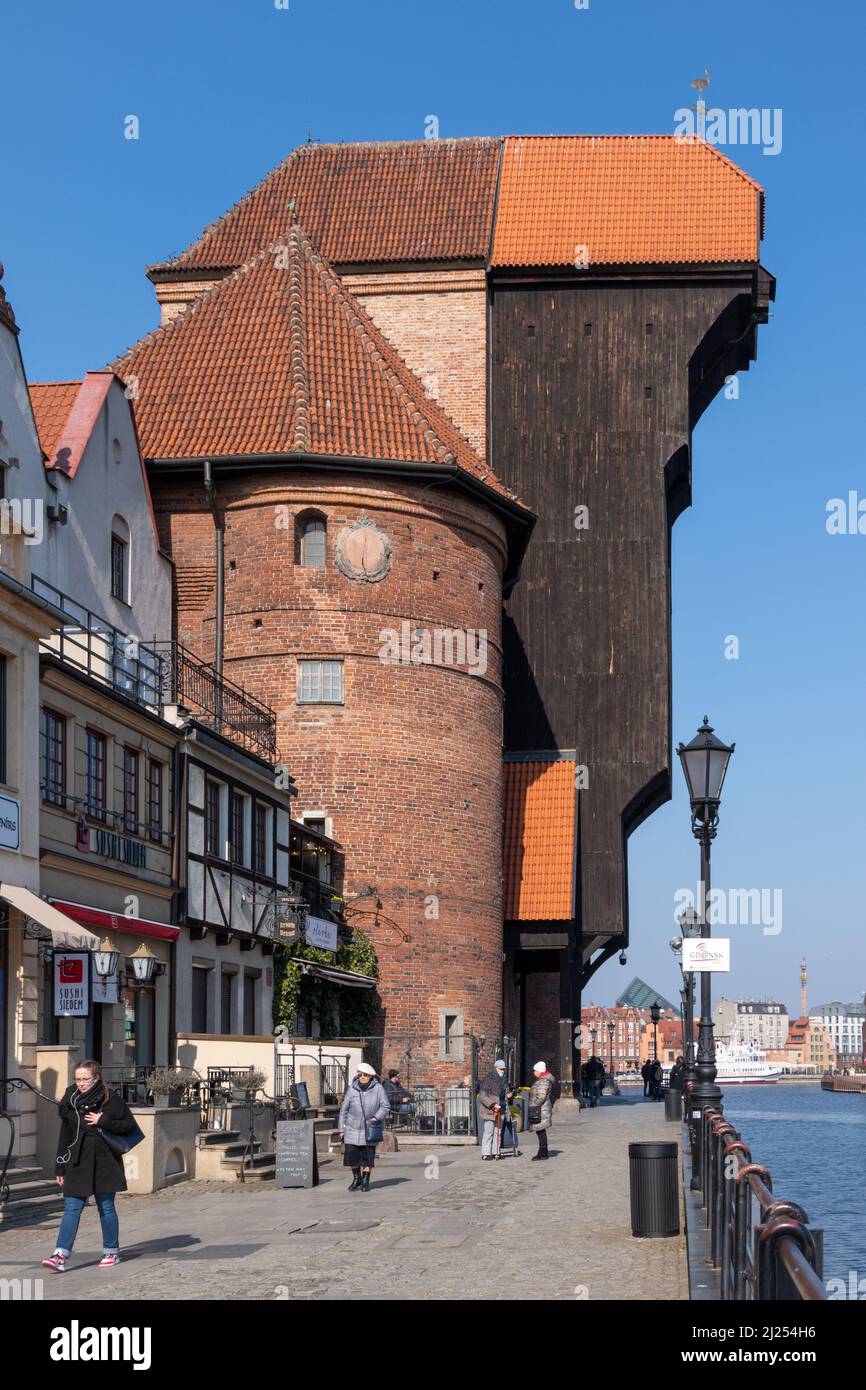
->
[54, 952, 90, 1016]
[682, 938, 731, 973]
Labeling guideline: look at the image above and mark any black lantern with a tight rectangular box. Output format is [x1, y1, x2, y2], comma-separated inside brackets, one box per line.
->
[92, 936, 119, 979]
[129, 942, 157, 983]
[677, 716, 734, 831]
[678, 905, 701, 939]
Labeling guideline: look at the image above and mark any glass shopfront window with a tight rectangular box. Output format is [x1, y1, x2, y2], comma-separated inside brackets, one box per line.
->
[0, 907, 7, 1079]
[122, 985, 155, 1070]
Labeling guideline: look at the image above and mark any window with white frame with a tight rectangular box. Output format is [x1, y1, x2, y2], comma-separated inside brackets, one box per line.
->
[298, 660, 344, 704]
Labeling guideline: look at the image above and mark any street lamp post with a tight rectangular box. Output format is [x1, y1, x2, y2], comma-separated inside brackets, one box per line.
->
[677, 715, 734, 1189]
[650, 1000, 661, 1065]
[607, 1020, 615, 1088]
[675, 906, 700, 1092]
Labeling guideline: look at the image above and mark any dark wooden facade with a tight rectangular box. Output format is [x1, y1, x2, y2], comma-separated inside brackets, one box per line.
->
[492, 265, 774, 1086]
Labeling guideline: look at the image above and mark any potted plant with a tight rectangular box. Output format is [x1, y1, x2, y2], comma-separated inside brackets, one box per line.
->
[147, 1067, 199, 1108]
[230, 1068, 266, 1100]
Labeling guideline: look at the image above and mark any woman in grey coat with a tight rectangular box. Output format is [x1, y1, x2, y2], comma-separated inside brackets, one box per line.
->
[527, 1061, 555, 1161]
[338, 1062, 391, 1191]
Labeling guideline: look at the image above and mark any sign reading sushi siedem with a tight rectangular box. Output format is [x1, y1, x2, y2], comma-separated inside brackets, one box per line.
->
[54, 952, 90, 1016]
[275, 1119, 319, 1187]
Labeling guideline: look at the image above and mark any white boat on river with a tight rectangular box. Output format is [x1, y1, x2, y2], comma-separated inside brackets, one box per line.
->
[714, 1041, 781, 1084]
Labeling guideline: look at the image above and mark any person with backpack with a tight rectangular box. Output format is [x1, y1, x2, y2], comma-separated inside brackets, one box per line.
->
[338, 1063, 391, 1192]
[527, 1062, 555, 1160]
[650, 1058, 664, 1100]
[42, 1058, 139, 1272]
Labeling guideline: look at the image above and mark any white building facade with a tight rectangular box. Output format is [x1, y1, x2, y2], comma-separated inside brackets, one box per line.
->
[809, 1001, 866, 1066]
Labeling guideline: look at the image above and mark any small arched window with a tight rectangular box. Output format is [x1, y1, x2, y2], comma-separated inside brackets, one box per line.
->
[111, 514, 130, 603]
[297, 511, 326, 568]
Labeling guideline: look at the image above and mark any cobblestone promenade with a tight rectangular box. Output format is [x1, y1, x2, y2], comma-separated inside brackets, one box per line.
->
[1, 1096, 688, 1301]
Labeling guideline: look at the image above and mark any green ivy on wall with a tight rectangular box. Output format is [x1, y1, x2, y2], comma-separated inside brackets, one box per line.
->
[273, 926, 380, 1038]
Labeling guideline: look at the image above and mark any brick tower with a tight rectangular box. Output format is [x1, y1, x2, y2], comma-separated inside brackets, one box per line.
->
[116, 224, 531, 1070]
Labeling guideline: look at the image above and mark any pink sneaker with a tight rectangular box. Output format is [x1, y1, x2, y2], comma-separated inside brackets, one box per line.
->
[42, 1252, 66, 1272]
[98, 1253, 120, 1267]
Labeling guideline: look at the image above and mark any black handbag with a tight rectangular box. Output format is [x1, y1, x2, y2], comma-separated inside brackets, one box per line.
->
[362, 1087, 384, 1144]
[99, 1119, 146, 1156]
[528, 1104, 543, 1125]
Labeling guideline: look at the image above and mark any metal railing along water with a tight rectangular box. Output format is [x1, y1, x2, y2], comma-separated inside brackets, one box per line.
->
[692, 1100, 827, 1301]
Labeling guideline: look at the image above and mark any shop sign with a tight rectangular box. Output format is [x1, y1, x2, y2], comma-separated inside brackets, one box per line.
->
[92, 969, 119, 1005]
[276, 914, 302, 943]
[303, 915, 337, 952]
[93, 829, 147, 869]
[0, 793, 20, 851]
[54, 953, 90, 1016]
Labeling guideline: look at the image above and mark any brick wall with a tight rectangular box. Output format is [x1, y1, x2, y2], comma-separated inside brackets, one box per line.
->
[151, 469, 507, 1052]
[344, 270, 488, 456]
[154, 278, 225, 325]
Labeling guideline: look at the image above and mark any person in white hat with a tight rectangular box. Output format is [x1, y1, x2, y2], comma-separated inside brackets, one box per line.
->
[527, 1062, 555, 1160]
[338, 1063, 391, 1191]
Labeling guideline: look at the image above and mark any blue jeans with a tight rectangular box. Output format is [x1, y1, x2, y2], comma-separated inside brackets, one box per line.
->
[56, 1194, 119, 1255]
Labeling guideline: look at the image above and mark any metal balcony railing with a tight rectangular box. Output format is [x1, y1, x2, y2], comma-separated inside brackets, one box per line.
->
[154, 641, 277, 761]
[32, 576, 278, 761]
[33, 575, 162, 713]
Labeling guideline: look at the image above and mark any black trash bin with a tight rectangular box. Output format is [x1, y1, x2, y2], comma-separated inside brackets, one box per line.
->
[628, 1140, 679, 1237]
[664, 1086, 682, 1122]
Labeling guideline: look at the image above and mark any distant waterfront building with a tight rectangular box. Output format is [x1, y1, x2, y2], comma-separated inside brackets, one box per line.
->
[772, 959, 837, 1074]
[616, 977, 678, 1015]
[714, 997, 789, 1051]
[809, 1000, 866, 1068]
[582, 1000, 683, 1070]
[780, 1018, 836, 1074]
[582, 1003, 647, 1071]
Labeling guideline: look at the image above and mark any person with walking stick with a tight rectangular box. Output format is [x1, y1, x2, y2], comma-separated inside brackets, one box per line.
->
[478, 1059, 511, 1161]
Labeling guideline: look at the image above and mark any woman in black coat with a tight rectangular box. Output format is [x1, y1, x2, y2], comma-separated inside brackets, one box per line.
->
[42, 1059, 137, 1273]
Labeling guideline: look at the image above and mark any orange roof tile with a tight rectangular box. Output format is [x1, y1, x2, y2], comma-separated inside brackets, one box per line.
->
[150, 135, 765, 281]
[150, 139, 503, 275]
[30, 374, 117, 477]
[503, 757, 577, 921]
[493, 135, 763, 268]
[29, 381, 82, 463]
[115, 224, 521, 501]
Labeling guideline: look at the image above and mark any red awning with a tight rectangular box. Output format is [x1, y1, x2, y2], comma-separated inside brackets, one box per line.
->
[48, 900, 179, 942]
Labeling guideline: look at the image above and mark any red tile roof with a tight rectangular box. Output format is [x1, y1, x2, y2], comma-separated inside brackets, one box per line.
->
[116, 224, 520, 500]
[503, 757, 577, 921]
[29, 381, 82, 464]
[150, 139, 503, 275]
[493, 135, 763, 267]
[30, 374, 116, 477]
[149, 134, 765, 279]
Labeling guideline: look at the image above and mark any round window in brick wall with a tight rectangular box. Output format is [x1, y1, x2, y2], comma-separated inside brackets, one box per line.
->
[334, 515, 392, 583]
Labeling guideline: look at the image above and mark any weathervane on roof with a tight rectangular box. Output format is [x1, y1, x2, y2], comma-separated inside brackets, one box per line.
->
[690, 65, 711, 102]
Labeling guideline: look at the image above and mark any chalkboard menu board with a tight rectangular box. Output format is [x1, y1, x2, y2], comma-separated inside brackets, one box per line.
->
[275, 1119, 319, 1188]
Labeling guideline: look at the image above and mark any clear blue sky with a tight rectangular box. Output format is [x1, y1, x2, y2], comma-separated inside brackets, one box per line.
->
[2, 0, 864, 1017]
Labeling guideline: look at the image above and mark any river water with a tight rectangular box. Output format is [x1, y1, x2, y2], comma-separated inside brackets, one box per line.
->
[721, 1082, 866, 1287]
